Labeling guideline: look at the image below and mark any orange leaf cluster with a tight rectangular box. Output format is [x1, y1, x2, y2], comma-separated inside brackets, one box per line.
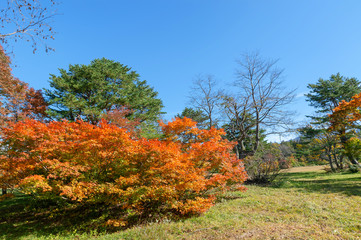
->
[330, 92, 361, 131]
[0, 117, 247, 215]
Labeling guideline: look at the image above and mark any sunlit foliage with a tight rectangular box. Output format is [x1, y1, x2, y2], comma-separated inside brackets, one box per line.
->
[0, 117, 247, 216]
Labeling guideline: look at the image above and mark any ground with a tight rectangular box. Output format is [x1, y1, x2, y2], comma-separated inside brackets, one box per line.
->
[1, 165, 361, 239]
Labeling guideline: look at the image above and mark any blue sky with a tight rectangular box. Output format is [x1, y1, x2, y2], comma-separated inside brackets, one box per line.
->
[7, 0, 361, 140]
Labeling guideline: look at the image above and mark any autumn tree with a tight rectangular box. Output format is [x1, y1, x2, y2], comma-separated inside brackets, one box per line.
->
[305, 73, 361, 170]
[0, 0, 58, 53]
[329, 92, 361, 168]
[45, 58, 163, 125]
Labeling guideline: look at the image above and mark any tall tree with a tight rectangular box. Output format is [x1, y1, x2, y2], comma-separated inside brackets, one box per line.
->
[329, 92, 361, 167]
[0, 0, 58, 53]
[228, 52, 295, 156]
[45, 58, 163, 124]
[305, 73, 361, 170]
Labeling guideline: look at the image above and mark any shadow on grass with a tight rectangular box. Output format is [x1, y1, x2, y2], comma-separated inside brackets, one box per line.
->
[0, 192, 216, 239]
[272, 171, 361, 197]
[0, 195, 117, 239]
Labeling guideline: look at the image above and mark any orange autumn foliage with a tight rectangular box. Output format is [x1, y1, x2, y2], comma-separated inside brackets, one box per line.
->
[329, 92, 361, 131]
[0, 44, 48, 127]
[0, 117, 247, 215]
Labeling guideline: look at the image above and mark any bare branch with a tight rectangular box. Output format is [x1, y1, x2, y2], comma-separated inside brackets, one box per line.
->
[188, 74, 222, 129]
[224, 52, 296, 156]
[0, 0, 58, 53]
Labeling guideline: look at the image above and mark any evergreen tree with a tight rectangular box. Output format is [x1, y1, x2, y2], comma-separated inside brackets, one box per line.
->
[45, 58, 163, 124]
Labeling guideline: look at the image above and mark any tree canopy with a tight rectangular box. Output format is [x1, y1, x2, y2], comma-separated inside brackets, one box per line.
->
[45, 58, 163, 124]
[303, 73, 361, 170]
[305, 73, 361, 118]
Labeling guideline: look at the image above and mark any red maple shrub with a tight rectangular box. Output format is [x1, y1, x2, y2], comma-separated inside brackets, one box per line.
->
[0, 117, 247, 217]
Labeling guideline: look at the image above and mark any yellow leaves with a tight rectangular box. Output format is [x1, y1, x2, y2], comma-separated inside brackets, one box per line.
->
[115, 175, 140, 187]
[19, 175, 52, 194]
[175, 197, 216, 215]
[106, 219, 127, 227]
[344, 137, 361, 159]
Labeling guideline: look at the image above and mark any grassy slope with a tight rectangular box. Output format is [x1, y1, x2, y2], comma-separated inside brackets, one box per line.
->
[1, 167, 361, 239]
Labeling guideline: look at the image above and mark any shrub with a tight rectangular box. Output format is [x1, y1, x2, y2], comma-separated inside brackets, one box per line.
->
[244, 143, 281, 184]
[0, 117, 247, 217]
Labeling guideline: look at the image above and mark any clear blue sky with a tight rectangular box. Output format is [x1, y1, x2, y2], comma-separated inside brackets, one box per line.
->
[8, 0, 361, 140]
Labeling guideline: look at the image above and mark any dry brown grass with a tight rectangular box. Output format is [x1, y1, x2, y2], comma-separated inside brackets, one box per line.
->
[281, 165, 327, 173]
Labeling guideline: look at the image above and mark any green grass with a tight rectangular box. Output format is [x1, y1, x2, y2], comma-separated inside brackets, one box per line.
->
[2, 168, 361, 239]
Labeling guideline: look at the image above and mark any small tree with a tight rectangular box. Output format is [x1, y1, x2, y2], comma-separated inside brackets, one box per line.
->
[297, 124, 343, 170]
[243, 142, 282, 183]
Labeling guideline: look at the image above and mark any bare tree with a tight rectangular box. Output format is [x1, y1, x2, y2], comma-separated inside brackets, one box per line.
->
[0, 0, 58, 53]
[224, 52, 295, 156]
[189, 75, 222, 129]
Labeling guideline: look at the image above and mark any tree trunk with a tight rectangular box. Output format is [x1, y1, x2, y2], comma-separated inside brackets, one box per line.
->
[332, 150, 341, 170]
[339, 155, 344, 169]
[334, 154, 341, 169]
[235, 144, 240, 159]
[327, 154, 335, 172]
[340, 133, 361, 168]
[253, 123, 260, 153]
[2, 188, 7, 195]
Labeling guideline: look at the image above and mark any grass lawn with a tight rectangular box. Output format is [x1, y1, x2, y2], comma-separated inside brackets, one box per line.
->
[1, 166, 361, 239]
